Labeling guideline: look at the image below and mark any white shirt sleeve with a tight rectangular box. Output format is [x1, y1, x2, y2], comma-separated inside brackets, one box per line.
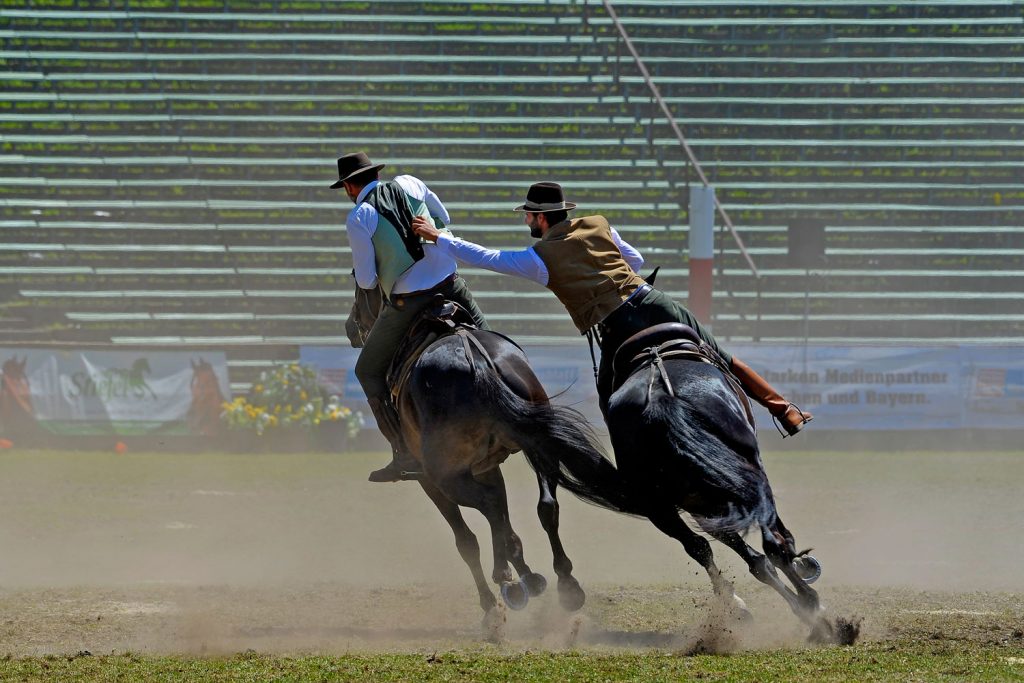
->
[394, 174, 451, 225]
[346, 203, 380, 289]
[611, 227, 645, 273]
[436, 233, 549, 286]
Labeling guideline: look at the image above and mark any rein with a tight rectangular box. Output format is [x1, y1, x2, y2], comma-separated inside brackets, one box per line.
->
[584, 327, 601, 382]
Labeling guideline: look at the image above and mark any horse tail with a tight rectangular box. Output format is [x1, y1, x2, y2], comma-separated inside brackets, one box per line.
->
[475, 369, 642, 518]
[643, 390, 776, 535]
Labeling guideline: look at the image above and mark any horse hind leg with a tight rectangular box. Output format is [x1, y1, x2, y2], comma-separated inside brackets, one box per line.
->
[758, 524, 844, 643]
[714, 529, 807, 619]
[425, 442, 531, 613]
[758, 519, 822, 610]
[715, 527, 836, 642]
[474, 467, 547, 610]
[647, 506, 750, 620]
[770, 514, 822, 584]
[417, 477, 498, 619]
[534, 469, 585, 612]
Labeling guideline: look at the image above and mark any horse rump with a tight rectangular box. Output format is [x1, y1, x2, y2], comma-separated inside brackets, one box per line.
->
[461, 344, 642, 519]
[607, 360, 777, 535]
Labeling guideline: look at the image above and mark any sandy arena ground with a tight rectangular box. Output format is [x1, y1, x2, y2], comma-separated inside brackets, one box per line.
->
[0, 443, 1022, 655]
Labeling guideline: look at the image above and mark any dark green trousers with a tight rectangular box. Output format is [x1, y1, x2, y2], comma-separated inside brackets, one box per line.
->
[596, 287, 732, 413]
[354, 275, 489, 401]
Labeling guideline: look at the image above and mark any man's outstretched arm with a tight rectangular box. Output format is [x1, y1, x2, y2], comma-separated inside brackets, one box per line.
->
[412, 215, 548, 285]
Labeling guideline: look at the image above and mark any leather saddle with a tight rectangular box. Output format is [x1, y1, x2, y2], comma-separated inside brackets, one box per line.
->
[386, 295, 481, 403]
[610, 322, 754, 424]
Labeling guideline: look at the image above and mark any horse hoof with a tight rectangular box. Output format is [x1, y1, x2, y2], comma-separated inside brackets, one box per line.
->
[522, 572, 548, 597]
[730, 595, 753, 622]
[557, 577, 586, 612]
[481, 607, 506, 643]
[501, 580, 529, 611]
[793, 555, 822, 584]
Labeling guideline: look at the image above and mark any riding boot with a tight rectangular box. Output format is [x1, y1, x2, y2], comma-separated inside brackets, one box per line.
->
[730, 357, 813, 437]
[365, 396, 420, 482]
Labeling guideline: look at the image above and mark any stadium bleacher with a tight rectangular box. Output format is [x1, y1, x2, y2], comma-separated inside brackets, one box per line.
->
[2, 0, 1022, 391]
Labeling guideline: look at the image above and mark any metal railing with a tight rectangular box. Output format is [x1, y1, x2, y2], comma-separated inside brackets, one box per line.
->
[599, 0, 761, 281]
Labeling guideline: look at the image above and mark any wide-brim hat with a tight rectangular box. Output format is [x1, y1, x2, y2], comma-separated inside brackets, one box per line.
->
[329, 152, 385, 188]
[513, 181, 578, 213]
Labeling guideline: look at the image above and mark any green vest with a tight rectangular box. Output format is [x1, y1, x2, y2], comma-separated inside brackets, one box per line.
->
[366, 192, 448, 297]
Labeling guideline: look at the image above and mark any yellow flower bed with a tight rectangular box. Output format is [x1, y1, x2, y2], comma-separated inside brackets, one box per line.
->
[220, 363, 362, 438]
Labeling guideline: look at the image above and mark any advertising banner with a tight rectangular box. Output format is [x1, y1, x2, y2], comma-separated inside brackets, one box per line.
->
[0, 349, 230, 437]
[301, 342, 1023, 433]
[728, 344, 966, 431]
[962, 346, 1024, 429]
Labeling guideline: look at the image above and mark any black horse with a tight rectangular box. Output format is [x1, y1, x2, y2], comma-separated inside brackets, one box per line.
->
[349, 285, 853, 643]
[347, 284, 633, 633]
[601, 322, 853, 643]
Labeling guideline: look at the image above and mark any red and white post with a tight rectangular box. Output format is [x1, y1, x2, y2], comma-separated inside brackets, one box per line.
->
[688, 185, 715, 324]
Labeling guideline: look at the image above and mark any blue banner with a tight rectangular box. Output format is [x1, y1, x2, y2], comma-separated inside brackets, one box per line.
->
[300, 343, 1024, 432]
[728, 344, 965, 431]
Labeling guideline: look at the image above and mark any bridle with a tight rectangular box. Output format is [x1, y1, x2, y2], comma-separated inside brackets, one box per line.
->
[352, 284, 386, 345]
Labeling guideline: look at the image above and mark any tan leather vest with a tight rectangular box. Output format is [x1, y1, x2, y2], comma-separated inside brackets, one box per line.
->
[532, 215, 647, 332]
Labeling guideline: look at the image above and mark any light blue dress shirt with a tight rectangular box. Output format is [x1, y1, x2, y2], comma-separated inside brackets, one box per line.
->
[346, 175, 458, 294]
[435, 226, 644, 287]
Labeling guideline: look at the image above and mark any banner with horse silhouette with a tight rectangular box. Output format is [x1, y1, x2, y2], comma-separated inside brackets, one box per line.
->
[0, 349, 230, 438]
[301, 344, 1024, 432]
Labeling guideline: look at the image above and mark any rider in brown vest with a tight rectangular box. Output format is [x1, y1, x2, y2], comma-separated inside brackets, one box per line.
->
[412, 182, 812, 437]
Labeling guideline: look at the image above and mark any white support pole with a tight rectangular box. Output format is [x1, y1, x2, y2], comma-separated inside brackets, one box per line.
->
[688, 185, 715, 324]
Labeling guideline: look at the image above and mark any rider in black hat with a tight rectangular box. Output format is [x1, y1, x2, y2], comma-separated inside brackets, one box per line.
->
[412, 181, 812, 436]
[333, 152, 490, 481]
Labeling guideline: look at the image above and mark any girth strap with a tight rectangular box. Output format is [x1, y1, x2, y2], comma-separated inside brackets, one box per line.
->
[647, 352, 673, 403]
[628, 339, 756, 428]
[632, 339, 708, 402]
[457, 328, 499, 380]
[388, 298, 505, 406]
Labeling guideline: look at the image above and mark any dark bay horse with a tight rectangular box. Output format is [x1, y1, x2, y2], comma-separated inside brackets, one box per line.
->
[602, 323, 853, 643]
[348, 285, 635, 630]
[0, 356, 39, 441]
[186, 358, 226, 437]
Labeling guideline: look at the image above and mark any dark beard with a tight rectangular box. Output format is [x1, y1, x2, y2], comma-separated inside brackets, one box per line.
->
[529, 225, 543, 238]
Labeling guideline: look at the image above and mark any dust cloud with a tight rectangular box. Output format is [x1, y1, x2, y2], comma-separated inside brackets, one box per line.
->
[0, 436, 1020, 654]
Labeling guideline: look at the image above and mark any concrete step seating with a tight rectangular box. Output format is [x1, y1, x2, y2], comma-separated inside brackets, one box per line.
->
[2, 0, 1022, 364]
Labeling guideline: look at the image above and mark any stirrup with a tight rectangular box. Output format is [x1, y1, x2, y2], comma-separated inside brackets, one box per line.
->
[773, 403, 813, 438]
[368, 464, 421, 483]
[368, 454, 422, 483]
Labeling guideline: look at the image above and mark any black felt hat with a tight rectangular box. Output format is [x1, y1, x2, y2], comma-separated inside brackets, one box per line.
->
[329, 152, 385, 189]
[513, 182, 578, 213]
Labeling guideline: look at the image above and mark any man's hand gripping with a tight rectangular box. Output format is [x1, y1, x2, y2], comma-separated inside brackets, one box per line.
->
[411, 215, 441, 243]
